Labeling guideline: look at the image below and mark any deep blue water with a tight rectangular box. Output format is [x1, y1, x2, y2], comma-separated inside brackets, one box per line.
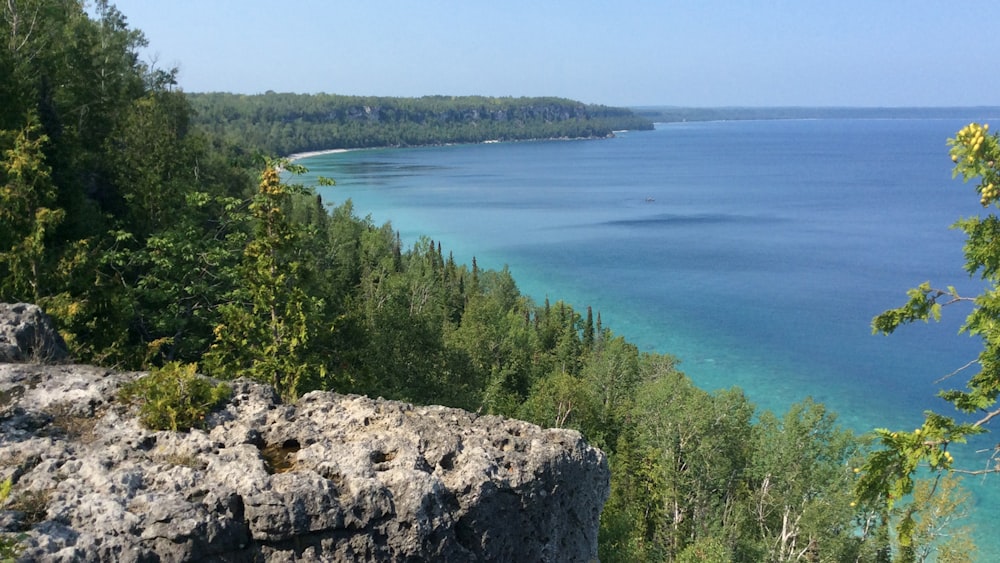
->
[299, 117, 1000, 557]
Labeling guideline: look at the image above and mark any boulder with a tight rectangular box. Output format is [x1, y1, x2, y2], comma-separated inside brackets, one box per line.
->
[0, 303, 68, 364]
[0, 363, 609, 562]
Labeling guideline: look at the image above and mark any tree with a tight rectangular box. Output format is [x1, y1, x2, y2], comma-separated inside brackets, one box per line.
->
[583, 305, 595, 348]
[859, 122, 999, 549]
[602, 366, 754, 561]
[105, 91, 196, 236]
[449, 270, 535, 414]
[0, 112, 63, 302]
[184, 92, 655, 156]
[745, 400, 870, 562]
[894, 474, 976, 563]
[0, 0, 224, 367]
[517, 370, 595, 431]
[577, 336, 643, 449]
[202, 163, 327, 400]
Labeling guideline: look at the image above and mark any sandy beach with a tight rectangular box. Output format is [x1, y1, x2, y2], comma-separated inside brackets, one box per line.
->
[286, 148, 355, 162]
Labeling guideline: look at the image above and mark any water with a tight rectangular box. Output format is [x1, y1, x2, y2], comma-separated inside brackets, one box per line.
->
[298, 117, 1000, 557]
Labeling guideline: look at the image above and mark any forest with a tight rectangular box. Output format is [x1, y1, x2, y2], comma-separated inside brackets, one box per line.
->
[634, 106, 1000, 123]
[0, 1, 982, 561]
[187, 92, 654, 156]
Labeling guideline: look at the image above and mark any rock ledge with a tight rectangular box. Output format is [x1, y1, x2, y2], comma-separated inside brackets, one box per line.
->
[0, 363, 608, 562]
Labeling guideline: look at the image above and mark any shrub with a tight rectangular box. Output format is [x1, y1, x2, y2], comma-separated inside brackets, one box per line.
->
[119, 362, 231, 432]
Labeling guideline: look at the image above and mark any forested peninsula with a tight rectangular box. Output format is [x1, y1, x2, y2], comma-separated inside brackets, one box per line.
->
[187, 92, 654, 156]
[0, 2, 979, 562]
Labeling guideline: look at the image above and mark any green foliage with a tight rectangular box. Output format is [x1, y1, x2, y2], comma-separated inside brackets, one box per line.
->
[0, 4, 947, 560]
[600, 371, 887, 562]
[871, 282, 948, 335]
[676, 536, 730, 563]
[860, 121, 1000, 559]
[624, 374, 753, 559]
[0, 533, 20, 560]
[186, 92, 654, 155]
[0, 0, 264, 368]
[744, 400, 869, 562]
[202, 163, 330, 400]
[0, 476, 21, 561]
[0, 112, 65, 302]
[518, 371, 596, 431]
[119, 362, 231, 432]
[892, 474, 976, 563]
[577, 337, 644, 449]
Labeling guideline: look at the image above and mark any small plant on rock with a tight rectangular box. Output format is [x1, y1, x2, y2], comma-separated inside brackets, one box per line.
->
[119, 362, 231, 432]
[0, 476, 24, 561]
[0, 532, 13, 562]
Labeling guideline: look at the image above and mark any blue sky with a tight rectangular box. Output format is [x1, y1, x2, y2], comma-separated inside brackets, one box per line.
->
[109, 0, 998, 107]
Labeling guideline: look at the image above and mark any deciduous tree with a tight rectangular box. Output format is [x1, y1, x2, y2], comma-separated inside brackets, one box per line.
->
[859, 121, 999, 553]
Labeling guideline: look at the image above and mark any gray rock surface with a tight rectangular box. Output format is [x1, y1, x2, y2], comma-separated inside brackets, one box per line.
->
[0, 303, 68, 363]
[0, 363, 609, 562]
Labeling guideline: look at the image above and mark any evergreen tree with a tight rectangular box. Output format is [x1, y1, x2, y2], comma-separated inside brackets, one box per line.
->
[203, 164, 326, 400]
[583, 305, 595, 349]
[0, 112, 63, 302]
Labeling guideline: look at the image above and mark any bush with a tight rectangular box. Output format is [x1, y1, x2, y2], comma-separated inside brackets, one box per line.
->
[676, 537, 730, 563]
[119, 362, 231, 431]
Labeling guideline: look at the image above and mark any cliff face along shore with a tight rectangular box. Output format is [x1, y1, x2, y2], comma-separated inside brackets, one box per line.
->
[0, 304, 609, 562]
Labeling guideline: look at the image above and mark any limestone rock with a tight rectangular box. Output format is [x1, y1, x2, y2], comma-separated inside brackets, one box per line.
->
[0, 363, 609, 562]
[0, 303, 68, 364]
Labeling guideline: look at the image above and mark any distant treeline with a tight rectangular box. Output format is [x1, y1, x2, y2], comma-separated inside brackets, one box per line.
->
[634, 106, 1000, 123]
[186, 92, 654, 156]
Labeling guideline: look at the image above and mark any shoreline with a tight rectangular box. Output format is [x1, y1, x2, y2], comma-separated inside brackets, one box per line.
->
[286, 133, 625, 163]
[287, 148, 356, 162]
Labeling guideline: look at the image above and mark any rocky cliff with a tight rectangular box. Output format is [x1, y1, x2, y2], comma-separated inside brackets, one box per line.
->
[0, 305, 609, 562]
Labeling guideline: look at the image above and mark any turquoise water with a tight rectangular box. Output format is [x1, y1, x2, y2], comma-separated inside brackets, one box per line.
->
[299, 117, 1000, 557]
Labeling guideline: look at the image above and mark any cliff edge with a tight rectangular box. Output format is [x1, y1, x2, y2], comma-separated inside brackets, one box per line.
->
[0, 305, 609, 562]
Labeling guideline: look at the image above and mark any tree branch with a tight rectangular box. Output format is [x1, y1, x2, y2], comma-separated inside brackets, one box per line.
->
[934, 358, 980, 385]
[973, 405, 1000, 429]
[950, 466, 1000, 476]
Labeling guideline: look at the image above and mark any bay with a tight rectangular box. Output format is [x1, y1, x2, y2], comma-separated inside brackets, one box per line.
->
[300, 116, 1000, 557]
